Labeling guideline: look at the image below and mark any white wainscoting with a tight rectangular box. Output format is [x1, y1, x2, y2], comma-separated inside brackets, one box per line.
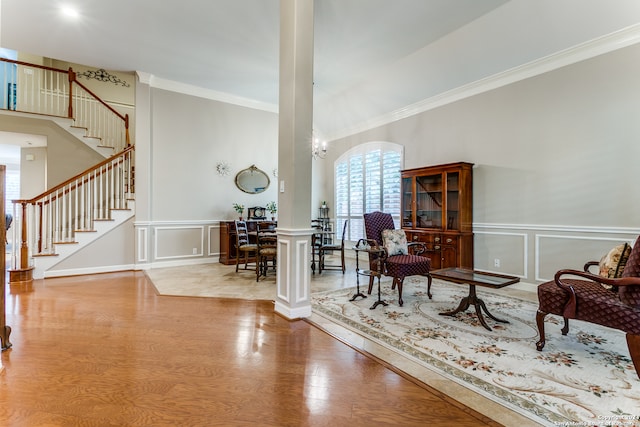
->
[134, 220, 222, 269]
[473, 230, 528, 279]
[474, 223, 639, 285]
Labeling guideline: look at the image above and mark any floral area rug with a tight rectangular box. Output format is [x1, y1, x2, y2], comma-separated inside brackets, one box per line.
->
[311, 277, 640, 426]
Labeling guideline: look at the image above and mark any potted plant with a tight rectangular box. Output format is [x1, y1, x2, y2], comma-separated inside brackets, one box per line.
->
[266, 201, 277, 220]
[233, 203, 245, 220]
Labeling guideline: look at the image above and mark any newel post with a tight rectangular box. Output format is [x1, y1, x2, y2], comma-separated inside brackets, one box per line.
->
[68, 67, 76, 119]
[8, 201, 34, 284]
[125, 114, 131, 147]
[19, 202, 29, 270]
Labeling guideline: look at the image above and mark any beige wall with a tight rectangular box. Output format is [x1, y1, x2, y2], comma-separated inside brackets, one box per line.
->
[48, 58, 136, 143]
[319, 43, 640, 285]
[50, 217, 135, 274]
[0, 115, 104, 191]
[10, 40, 639, 281]
[133, 85, 280, 268]
[149, 88, 279, 221]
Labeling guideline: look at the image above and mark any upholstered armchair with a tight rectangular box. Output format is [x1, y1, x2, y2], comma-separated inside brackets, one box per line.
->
[536, 237, 640, 379]
[363, 211, 432, 306]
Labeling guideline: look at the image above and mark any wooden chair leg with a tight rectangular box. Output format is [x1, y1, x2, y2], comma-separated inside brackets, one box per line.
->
[256, 254, 261, 282]
[535, 310, 547, 351]
[395, 277, 404, 306]
[425, 273, 432, 299]
[627, 334, 640, 380]
[561, 317, 569, 335]
[367, 276, 374, 294]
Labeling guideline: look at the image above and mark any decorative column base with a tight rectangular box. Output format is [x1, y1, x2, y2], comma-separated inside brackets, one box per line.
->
[274, 228, 313, 320]
[9, 267, 34, 284]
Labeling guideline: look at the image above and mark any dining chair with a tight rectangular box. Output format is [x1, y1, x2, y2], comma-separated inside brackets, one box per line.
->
[256, 222, 277, 281]
[317, 219, 348, 274]
[234, 220, 257, 273]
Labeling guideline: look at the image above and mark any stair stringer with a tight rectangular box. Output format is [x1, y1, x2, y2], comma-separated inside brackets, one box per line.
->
[50, 116, 115, 158]
[32, 202, 135, 279]
[0, 110, 115, 158]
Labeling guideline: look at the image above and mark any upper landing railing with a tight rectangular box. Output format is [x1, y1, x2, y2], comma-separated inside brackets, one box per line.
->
[0, 58, 129, 153]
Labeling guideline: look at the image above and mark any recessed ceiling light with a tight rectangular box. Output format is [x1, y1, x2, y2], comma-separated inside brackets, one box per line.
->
[61, 6, 80, 19]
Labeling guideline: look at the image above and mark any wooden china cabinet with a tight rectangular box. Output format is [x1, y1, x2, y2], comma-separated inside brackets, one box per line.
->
[401, 162, 473, 270]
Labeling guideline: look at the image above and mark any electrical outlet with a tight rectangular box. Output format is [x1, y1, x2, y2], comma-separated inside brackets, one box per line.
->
[494, 258, 500, 268]
[192, 248, 198, 255]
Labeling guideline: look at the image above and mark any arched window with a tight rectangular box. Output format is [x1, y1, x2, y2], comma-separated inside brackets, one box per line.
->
[334, 142, 403, 241]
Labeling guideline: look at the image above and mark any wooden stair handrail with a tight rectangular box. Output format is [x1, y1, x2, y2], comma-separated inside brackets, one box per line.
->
[12, 146, 134, 206]
[1, 58, 130, 147]
[71, 75, 127, 122]
[0, 57, 69, 74]
[12, 146, 135, 272]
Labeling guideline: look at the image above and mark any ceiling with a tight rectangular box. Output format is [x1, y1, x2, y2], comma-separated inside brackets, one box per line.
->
[2, 0, 640, 140]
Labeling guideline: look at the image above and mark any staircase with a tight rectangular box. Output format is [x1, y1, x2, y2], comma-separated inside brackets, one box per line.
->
[1, 58, 134, 281]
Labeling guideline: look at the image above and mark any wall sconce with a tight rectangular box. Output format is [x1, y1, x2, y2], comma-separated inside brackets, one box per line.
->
[312, 136, 327, 160]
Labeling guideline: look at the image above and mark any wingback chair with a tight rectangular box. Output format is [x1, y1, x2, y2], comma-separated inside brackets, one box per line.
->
[536, 236, 640, 379]
[363, 211, 432, 306]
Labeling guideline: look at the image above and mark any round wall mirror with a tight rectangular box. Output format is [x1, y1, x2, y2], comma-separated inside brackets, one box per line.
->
[235, 165, 270, 194]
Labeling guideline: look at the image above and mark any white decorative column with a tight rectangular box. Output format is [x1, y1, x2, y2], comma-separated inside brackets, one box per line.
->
[275, 0, 314, 319]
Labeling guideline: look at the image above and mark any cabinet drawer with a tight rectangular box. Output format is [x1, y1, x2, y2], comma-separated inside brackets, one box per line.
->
[407, 232, 438, 244]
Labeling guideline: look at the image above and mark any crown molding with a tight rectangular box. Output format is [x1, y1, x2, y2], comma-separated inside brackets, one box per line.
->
[329, 23, 640, 141]
[138, 73, 278, 114]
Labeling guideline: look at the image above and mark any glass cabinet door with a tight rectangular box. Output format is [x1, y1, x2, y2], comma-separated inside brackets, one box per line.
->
[446, 172, 459, 230]
[415, 174, 442, 228]
[402, 177, 413, 227]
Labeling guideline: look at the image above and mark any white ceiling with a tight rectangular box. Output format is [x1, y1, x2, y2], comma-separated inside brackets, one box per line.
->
[2, 0, 640, 139]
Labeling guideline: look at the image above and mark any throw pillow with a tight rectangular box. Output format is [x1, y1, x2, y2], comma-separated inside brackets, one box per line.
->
[382, 229, 408, 256]
[598, 243, 631, 291]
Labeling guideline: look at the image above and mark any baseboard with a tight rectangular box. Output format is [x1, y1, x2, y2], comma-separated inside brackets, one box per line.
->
[43, 264, 136, 278]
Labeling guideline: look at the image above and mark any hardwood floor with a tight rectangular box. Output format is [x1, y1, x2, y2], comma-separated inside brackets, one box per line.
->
[0, 271, 501, 426]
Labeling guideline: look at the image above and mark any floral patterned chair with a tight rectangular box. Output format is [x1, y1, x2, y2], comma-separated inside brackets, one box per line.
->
[535, 237, 640, 379]
[363, 211, 432, 306]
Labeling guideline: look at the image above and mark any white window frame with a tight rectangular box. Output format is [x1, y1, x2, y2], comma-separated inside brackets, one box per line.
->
[334, 141, 403, 242]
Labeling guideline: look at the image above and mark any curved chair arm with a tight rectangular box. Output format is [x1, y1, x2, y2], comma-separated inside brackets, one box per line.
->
[407, 241, 427, 256]
[583, 261, 599, 273]
[554, 269, 640, 318]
